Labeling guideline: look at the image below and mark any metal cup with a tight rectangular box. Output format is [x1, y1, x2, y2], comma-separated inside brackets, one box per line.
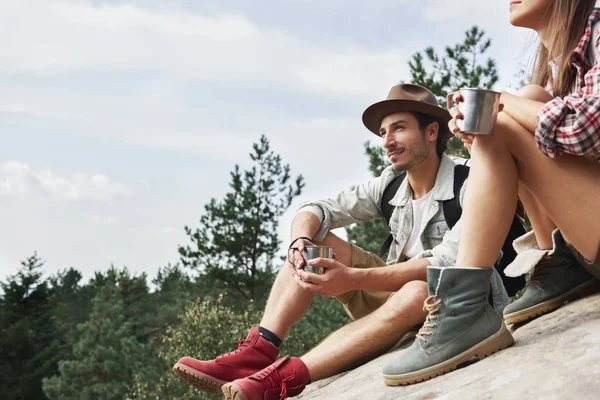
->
[302, 246, 333, 275]
[447, 88, 501, 135]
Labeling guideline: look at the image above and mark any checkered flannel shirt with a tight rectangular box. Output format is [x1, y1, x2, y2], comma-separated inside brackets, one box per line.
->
[537, 9, 600, 161]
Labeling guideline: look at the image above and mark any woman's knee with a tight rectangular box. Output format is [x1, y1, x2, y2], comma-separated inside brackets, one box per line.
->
[514, 84, 552, 102]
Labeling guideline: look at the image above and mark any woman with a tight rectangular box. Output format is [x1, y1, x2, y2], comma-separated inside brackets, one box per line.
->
[383, 0, 600, 386]
[451, 0, 600, 321]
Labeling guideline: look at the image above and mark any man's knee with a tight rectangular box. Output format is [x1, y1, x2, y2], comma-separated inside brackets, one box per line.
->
[381, 281, 428, 320]
[515, 84, 552, 102]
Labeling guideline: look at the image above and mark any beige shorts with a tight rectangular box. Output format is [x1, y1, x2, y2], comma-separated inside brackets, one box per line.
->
[335, 243, 395, 321]
[568, 243, 600, 280]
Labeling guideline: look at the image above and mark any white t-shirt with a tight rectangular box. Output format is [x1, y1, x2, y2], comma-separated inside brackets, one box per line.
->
[402, 190, 434, 259]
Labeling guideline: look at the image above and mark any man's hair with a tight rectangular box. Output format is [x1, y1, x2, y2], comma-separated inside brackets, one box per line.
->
[411, 111, 448, 157]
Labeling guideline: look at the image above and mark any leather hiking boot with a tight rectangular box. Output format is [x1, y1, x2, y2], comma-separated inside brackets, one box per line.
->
[172, 327, 279, 393]
[222, 356, 310, 400]
[503, 230, 600, 325]
[383, 266, 514, 386]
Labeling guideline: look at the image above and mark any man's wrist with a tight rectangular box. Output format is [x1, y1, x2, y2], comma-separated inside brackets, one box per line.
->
[288, 236, 314, 249]
[348, 267, 364, 291]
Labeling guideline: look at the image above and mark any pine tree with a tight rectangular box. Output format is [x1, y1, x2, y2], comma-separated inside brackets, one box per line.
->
[42, 268, 152, 400]
[178, 135, 304, 306]
[0, 253, 55, 400]
[409, 26, 499, 157]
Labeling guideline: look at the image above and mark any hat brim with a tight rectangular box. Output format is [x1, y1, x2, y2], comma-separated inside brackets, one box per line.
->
[362, 99, 452, 139]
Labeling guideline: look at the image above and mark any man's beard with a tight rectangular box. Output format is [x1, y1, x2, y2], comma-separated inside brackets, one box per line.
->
[390, 139, 430, 173]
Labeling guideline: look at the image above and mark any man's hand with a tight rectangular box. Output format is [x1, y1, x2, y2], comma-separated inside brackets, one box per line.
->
[293, 257, 356, 298]
[287, 237, 315, 272]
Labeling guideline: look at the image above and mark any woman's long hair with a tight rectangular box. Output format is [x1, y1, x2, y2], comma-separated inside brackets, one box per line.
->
[531, 0, 596, 97]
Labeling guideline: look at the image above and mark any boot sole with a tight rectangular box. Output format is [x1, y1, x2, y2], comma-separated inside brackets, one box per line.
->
[172, 362, 227, 394]
[503, 279, 600, 325]
[383, 323, 514, 386]
[222, 382, 247, 400]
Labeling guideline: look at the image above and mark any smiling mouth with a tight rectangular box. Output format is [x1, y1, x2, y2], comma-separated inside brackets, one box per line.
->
[388, 148, 406, 158]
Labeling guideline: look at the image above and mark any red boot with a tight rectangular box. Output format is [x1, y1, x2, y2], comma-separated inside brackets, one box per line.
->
[222, 356, 310, 400]
[172, 327, 279, 393]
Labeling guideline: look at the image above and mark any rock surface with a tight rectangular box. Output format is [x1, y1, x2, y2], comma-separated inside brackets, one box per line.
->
[298, 292, 600, 399]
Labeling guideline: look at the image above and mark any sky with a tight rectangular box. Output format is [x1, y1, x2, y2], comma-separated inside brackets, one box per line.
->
[0, 0, 539, 282]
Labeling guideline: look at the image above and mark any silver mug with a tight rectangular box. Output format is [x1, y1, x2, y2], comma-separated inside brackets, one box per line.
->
[447, 88, 501, 135]
[302, 246, 333, 275]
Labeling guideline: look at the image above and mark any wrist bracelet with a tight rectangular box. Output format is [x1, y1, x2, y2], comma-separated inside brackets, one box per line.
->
[288, 236, 313, 249]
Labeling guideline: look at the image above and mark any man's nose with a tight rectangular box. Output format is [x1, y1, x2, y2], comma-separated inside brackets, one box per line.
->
[382, 130, 393, 148]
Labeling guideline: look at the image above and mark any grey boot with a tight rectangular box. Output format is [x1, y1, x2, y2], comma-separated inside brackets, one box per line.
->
[503, 230, 599, 325]
[383, 266, 513, 386]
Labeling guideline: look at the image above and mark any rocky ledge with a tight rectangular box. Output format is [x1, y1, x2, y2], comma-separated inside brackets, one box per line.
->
[299, 292, 600, 399]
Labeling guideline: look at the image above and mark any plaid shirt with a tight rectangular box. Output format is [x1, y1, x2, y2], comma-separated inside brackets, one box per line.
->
[537, 9, 600, 161]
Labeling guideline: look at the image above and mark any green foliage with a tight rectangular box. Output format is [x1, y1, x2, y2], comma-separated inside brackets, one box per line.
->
[345, 142, 390, 254]
[409, 26, 500, 158]
[130, 297, 263, 400]
[179, 135, 304, 306]
[0, 253, 55, 400]
[363, 140, 390, 177]
[42, 269, 153, 400]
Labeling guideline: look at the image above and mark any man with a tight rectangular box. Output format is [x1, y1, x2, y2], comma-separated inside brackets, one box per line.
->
[173, 84, 509, 399]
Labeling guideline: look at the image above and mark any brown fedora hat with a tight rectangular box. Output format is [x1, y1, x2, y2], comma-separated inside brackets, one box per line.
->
[362, 83, 451, 137]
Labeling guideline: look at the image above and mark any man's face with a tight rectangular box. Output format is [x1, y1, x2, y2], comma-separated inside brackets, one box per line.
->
[379, 112, 434, 172]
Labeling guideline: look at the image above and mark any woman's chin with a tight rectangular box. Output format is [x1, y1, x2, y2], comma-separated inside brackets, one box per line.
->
[508, 13, 532, 29]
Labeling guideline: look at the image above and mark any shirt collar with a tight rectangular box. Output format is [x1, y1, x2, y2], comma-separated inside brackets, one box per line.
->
[389, 153, 456, 207]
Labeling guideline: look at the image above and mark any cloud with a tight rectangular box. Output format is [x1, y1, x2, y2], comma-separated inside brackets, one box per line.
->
[0, 161, 133, 201]
[422, 0, 508, 23]
[0, 0, 410, 101]
[90, 215, 119, 225]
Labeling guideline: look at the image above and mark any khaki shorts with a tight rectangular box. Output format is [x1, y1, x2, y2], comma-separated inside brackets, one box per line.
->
[335, 243, 395, 320]
[568, 243, 600, 280]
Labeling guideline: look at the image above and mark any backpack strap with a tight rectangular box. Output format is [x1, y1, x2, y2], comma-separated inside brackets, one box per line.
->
[378, 172, 406, 259]
[442, 164, 470, 229]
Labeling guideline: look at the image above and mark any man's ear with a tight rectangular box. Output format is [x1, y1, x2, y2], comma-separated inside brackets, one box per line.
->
[427, 122, 440, 142]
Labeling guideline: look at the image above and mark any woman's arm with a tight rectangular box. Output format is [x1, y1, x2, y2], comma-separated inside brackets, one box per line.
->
[500, 89, 550, 133]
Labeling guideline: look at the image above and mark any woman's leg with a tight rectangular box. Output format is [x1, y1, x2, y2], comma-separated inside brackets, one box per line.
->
[514, 85, 557, 250]
[456, 110, 600, 267]
[519, 183, 556, 250]
[455, 111, 520, 267]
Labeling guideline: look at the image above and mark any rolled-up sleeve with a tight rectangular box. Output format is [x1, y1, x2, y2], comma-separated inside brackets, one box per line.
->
[295, 167, 395, 242]
[536, 43, 600, 161]
[536, 81, 600, 159]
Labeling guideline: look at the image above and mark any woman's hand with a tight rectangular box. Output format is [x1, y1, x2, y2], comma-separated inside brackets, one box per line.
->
[448, 91, 474, 151]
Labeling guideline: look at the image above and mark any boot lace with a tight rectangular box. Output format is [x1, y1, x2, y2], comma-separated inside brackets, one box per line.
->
[251, 356, 296, 400]
[529, 255, 552, 284]
[218, 336, 253, 359]
[415, 296, 442, 343]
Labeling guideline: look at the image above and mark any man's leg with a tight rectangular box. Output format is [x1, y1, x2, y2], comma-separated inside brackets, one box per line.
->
[174, 232, 353, 393]
[221, 281, 428, 400]
[260, 232, 352, 339]
[301, 280, 428, 381]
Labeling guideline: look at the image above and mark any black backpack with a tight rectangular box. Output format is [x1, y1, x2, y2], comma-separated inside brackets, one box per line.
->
[378, 164, 526, 297]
